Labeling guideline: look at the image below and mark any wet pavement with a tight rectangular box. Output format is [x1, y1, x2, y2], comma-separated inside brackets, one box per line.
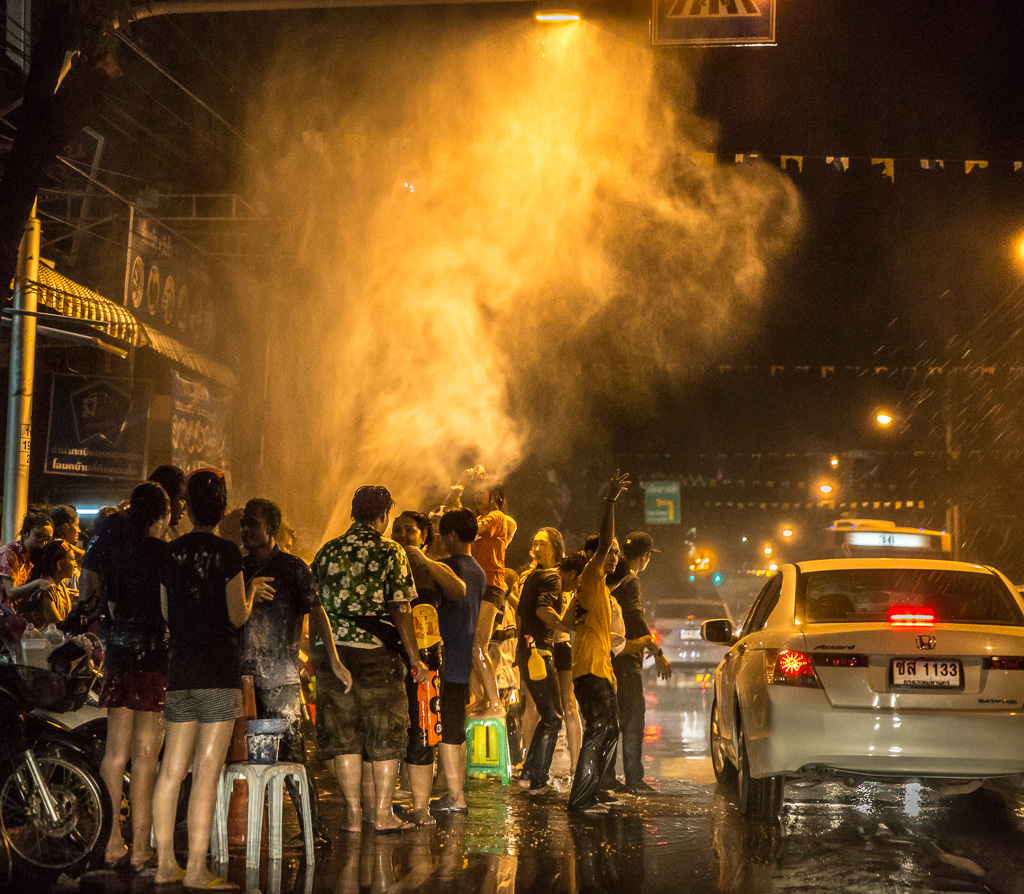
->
[22, 682, 1024, 894]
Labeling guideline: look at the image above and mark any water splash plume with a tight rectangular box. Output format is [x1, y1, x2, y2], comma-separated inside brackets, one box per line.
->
[238, 11, 802, 541]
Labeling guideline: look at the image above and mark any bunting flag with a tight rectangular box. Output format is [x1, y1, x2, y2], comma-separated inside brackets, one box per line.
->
[872, 158, 894, 181]
[686, 152, 1024, 177]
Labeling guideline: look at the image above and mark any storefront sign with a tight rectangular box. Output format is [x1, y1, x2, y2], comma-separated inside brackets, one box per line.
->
[45, 375, 151, 479]
[124, 206, 215, 351]
[171, 371, 232, 477]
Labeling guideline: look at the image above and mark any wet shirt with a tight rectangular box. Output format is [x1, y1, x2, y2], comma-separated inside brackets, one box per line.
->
[471, 511, 517, 591]
[0, 540, 30, 604]
[161, 532, 244, 691]
[612, 575, 649, 673]
[572, 556, 615, 684]
[103, 536, 170, 673]
[516, 567, 562, 653]
[312, 522, 415, 647]
[438, 553, 486, 684]
[240, 547, 317, 689]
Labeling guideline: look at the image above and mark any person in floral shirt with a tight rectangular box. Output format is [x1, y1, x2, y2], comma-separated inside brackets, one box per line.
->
[309, 485, 427, 834]
[0, 510, 53, 614]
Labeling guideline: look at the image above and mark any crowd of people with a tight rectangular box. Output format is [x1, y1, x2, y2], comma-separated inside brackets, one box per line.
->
[0, 463, 672, 892]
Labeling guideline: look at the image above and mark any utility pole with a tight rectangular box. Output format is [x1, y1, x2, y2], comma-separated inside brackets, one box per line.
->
[3, 203, 41, 543]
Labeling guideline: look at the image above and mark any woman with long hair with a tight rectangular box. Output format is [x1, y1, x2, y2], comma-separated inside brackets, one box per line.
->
[514, 526, 566, 793]
[152, 470, 262, 891]
[27, 539, 77, 627]
[89, 481, 172, 870]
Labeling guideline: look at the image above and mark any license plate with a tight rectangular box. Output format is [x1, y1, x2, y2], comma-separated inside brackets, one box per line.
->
[890, 657, 963, 690]
[679, 629, 700, 639]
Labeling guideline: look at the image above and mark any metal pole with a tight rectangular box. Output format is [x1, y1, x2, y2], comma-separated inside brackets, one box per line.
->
[2, 203, 41, 543]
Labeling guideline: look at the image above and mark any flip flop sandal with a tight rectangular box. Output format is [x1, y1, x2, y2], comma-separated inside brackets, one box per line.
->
[154, 867, 187, 888]
[430, 795, 469, 814]
[184, 877, 239, 891]
[375, 820, 415, 834]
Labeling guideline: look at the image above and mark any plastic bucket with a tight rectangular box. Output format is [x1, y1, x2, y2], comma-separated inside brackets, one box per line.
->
[247, 718, 288, 736]
[246, 733, 281, 765]
[245, 718, 287, 765]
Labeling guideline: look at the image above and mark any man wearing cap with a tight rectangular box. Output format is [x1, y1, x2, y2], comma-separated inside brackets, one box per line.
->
[609, 531, 672, 794]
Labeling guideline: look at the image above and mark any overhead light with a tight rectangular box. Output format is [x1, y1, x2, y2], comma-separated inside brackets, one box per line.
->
[535, 3, 581, 21]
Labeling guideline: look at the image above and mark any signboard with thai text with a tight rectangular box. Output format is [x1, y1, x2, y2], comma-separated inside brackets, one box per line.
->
[652, 0, 776, 46]
[45, 375, 151, 479]
[171, 371, 231, 477]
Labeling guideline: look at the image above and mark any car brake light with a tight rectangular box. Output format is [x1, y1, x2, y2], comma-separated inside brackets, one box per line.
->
[768, 650, 821, 687]
[984, 657, 1024, 670]
[888, 605, 935, 627]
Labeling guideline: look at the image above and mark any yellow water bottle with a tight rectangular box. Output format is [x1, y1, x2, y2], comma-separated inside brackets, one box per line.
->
[527, 635, 547, 681]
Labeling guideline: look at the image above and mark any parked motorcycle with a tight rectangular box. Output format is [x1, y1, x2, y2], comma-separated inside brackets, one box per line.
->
[0, 641, 112, 879]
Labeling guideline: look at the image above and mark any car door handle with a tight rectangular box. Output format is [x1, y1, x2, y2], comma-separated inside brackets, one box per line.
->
[736, 643, 747, 655]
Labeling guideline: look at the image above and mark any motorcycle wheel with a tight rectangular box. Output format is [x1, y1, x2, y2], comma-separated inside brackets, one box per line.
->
[0, 752, 112, 876]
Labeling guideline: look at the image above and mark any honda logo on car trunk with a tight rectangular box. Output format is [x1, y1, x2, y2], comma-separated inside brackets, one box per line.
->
[916, 635, 937, 650]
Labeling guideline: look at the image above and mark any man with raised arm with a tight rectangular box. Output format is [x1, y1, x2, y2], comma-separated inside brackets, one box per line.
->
[567, 470, 630, 814]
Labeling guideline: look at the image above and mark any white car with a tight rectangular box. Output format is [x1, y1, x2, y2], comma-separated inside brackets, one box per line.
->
[701, 558, 1024, 820]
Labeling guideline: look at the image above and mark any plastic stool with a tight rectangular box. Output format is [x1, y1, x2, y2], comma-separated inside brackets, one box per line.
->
[465, 717, 511, 784]
[211, 761, 314, 871]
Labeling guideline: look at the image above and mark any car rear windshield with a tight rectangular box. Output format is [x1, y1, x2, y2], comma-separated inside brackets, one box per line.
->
[656, 601, 728, 620]
[797, 568, 1024, 626]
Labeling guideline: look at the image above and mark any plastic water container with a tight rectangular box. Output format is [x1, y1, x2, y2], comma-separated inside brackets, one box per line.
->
[246, 718, 288, 765]
[42, 624, 66, 648]
[21, 627, 52, 669]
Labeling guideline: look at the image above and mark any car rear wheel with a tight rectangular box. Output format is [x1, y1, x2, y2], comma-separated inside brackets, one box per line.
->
[710, 698, 737, 785]
[736, 721, 783, 822]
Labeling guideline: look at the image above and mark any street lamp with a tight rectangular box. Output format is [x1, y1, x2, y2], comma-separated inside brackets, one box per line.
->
[876, 410, 893, 426]
[534, 2, 581, 19]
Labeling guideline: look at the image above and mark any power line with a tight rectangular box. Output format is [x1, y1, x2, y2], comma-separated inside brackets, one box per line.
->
[114, 28, 256, 154]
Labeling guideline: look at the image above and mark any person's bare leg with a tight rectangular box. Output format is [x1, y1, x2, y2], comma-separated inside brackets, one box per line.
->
[470, 602, 503, 717]
[129, 710, 166, 868]
[332, 754, 365, 832]
[99, 707, 134, 865]
[438, 743, 468, 809]
[371, 759, 405, 831]
[557, 669, 582, 776]
[404, 762, 436, 825]
[152, 720, 197, 885]
[181, 720, 234, 890]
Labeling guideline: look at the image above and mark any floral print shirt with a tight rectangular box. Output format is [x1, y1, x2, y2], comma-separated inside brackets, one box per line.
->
[312, 522, 415, 646]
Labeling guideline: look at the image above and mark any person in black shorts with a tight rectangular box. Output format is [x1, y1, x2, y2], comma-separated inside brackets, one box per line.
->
[152, 469, 268, 891]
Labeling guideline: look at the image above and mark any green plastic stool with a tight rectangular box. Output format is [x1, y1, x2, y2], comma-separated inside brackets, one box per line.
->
[464, 716, 511, 784]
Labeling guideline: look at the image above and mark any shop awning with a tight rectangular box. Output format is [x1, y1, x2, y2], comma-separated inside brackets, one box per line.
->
[29, 264, 237, 389]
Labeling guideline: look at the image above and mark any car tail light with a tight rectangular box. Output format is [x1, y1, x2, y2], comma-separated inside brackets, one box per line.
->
[888, 605, 935, 627]
[984, 657, 1024, 670]
[768, 650, 821, 687]
[812, 653, 868, 668]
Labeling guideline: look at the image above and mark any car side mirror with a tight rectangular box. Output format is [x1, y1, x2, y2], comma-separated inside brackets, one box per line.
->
[701, 618, 735, 645]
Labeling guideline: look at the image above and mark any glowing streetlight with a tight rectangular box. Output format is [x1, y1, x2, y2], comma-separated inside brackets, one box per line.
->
[534, 4, 581, 20]
[763, 546, 773, 556]
[830, 456, 839, 468]
[782, 528, 793, 538]
[819, 483, 834, 495]
[768, 562, 778, 572]
[876, 410, 893, 426]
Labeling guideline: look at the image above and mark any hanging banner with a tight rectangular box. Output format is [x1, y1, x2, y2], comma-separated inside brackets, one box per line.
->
[45, 375, 151, 479]
[124, 206, 215, 352]
[653, 0, 776, 46]
[171, 371, 231, 477]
